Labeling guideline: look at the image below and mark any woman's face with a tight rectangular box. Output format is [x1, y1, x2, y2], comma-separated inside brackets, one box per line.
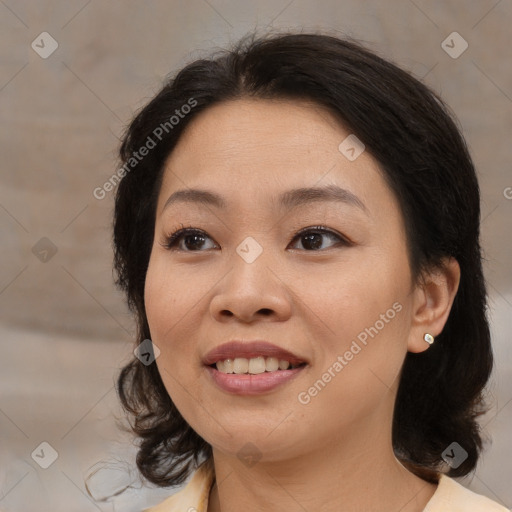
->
[145, 98, 422, 462]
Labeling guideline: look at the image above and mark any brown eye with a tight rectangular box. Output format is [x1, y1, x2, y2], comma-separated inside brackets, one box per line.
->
[161, 225, 350, 252]
[162, 228, 218, 251]
[289, 226, 349, 251]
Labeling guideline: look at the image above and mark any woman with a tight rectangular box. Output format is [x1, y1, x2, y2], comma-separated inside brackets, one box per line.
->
[112, 31, 508, 511]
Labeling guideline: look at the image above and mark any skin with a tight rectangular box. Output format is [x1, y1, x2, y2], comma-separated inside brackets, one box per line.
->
[144, 98, 460, 512]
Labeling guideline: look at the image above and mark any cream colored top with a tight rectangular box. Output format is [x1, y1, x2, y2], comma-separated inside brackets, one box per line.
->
[144, 460, 509, 512]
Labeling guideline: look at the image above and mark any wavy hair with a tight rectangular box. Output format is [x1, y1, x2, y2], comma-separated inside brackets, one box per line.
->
[112, 30, 493, 487]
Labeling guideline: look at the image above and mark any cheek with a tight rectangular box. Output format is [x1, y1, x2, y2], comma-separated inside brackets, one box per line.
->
[298, 252, 411, 402]
[144, 253, 218, 386]
[296, 253, 408, 349]
[297, 303, 409, 436]
[144, 259, 204, 422]
[145, 256, 194, 337]
[144, 257, 197, 378]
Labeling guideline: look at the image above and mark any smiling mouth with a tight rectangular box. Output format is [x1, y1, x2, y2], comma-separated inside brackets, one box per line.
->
[208, 357, 308, 374]
[205, 357, 308, 395]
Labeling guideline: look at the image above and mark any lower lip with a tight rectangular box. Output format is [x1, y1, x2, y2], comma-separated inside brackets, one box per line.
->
[205, 365, 307, 395]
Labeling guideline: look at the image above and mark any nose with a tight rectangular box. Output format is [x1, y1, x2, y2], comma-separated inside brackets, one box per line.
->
[209, 249, 292, 324]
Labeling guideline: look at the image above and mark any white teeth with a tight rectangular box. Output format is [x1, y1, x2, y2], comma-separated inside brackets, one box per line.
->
[233, 357, 248, 374]
[215, 356, 302, 374]
[265, 357, 279, 372]
[248, 356, 266, 374]
[278, 359, 290, 370]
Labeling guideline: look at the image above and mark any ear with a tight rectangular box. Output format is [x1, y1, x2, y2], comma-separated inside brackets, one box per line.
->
[407, 257, 461, 353]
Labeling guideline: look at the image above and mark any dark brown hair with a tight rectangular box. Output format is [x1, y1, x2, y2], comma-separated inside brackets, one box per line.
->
[113, 30, 493, 487]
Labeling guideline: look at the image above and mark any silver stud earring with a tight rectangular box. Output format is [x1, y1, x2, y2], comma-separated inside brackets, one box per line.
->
[424, 333, 434, 345]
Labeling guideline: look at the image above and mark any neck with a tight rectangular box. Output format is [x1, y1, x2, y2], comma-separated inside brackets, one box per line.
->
[207, 414, 437, 512]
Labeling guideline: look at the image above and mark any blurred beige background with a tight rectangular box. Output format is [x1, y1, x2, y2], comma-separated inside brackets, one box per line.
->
[0, 1, 511, 511]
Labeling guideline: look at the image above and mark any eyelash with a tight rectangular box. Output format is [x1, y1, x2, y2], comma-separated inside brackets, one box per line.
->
[160, 224, 351, 252]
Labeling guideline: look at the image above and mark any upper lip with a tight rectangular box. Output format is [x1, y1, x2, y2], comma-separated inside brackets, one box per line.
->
[202, 340, 308, 366]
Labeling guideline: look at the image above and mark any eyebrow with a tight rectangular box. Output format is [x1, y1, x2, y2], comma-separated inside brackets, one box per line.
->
[162, 183, 368, 215]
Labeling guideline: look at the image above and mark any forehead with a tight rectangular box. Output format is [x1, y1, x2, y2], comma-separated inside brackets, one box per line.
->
[164, 98, 346, 172]
[157, 98, 395, 218]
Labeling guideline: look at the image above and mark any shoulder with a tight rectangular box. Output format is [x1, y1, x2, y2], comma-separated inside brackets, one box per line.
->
[143, 460, 215, 512]
[424, 474, 509, 512]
